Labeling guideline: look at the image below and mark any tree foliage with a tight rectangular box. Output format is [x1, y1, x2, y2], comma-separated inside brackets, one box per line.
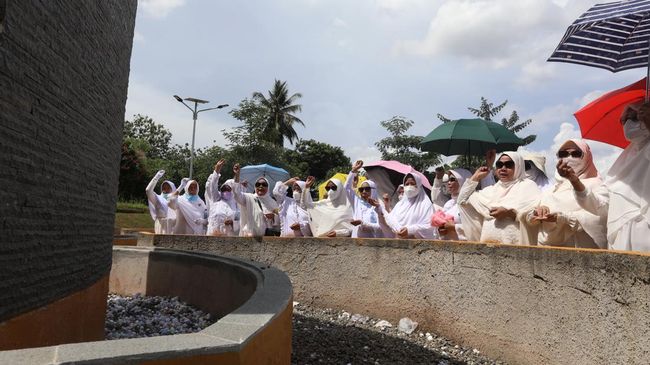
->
[252, 79, 304, 147]
[285, 139, 351, 181]
[123, 114, 173, 159]
[375, 116, 441, 171]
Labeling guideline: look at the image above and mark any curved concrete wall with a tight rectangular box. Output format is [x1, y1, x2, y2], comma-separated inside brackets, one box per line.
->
[0, 0, 136, 344]
[0, 247, 293, 365]
[142, 234, 650, 365]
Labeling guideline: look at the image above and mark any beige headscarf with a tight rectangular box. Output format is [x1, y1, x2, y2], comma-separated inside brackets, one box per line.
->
[306, 178, 354, 237]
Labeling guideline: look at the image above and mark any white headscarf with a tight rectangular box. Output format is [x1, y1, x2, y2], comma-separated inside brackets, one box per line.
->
[443, 168, 473, 223]
[307, 178, 353, 237]
[523, 154, 551, 190]
[359, 180, 380, 200]
[471, 152, 540, 217]
[539, 139, 606, 247]
[447, 169, 472, 196]
[148, 180, 176, 221]
[384, 173, 434, 238]
[603, 127, 650, 243]
[175, 180, 208, 235]
[282, 181, 310, 234]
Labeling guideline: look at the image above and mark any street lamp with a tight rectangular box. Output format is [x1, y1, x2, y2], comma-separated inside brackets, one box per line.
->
[173, 95, 228, 179]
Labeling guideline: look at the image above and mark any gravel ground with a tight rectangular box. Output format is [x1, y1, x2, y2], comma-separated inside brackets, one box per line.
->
[105, 294, 215, 339]
[292, 303, 506, 365]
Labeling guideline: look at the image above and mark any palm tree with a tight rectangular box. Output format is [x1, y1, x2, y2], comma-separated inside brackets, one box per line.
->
[252, 80, 304, 147]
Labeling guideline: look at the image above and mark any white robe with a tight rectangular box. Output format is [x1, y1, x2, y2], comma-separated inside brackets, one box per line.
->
[345, 172, 383, 238]
[377, 173, 435, 239]
[273, 181, 312, 237]
[234, 177, 279, 237]
[458, 152, 541, 245]
[145, 172, 177, 234]
[575, 136, 650, 251]
[171, 180, 208, 235]
[524, 139, 606, 248]
[205, 172, 240, 236]
[435, 169, 472, 241]
[302, 178, 353, 237]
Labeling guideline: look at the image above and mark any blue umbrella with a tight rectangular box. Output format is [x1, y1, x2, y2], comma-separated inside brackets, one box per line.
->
[548, 0, 650, 100]
[239, 164, 290, 193]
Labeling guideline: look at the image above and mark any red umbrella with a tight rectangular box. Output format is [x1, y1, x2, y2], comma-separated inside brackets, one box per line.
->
[574, 78, 646, 149]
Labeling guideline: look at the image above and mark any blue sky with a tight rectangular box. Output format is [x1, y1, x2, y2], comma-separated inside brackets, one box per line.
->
[125, 0, 642, 175]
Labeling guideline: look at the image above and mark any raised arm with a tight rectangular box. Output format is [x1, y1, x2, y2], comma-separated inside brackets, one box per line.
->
[205, 159, 226, 204]
[232, 163, 247, 206]
[301, 176, 316, 209]
[146, 170, 165, 206]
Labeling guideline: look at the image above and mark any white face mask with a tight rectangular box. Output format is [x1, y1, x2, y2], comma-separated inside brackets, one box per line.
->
[525, 164, 539, 181]
[404, 185, 418, 199]
[563, 156, 582, 172]
[292, 191, 302, 201]
[624, 119, 650, 143]
[327, 188, 339, 200]
[221, 191, 233, 201]
[398, 193, 404, 200]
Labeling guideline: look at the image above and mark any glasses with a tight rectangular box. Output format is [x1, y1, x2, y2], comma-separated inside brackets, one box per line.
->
[495, 160, 515, 169]
[358, 187, 373, 192]
[447, 177, 457, 182]
[557, 150, 583, 158]
[255, 182, 268, 188]
[325, 185, 337, 191]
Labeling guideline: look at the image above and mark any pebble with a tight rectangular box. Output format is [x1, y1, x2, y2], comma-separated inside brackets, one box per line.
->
[398, 317, 418, 334]
[374, 320, 392, 329]
[105, 294, 214, 340]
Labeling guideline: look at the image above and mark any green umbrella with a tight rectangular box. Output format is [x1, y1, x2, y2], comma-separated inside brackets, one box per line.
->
[420, 118, 524, 156]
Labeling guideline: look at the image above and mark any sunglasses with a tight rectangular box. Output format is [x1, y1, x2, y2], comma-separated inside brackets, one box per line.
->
[325, 185, 337, 191]
[495, 160, 515, 169]
[447, 177, 457, 182]
[557, 150, 583, 158]
[358, 187, 373, 193]
[524, 161, 532, 171]
[255, 182, 268, 188]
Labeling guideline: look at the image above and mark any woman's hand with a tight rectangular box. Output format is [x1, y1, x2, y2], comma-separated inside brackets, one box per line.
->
[471, 166, 490, 182]
[351, 160, 363, 173]
[350, 219, 362, 226]
[397, 227, 409, 238]
[489, 207, 515, 219]
[305, 176, 316, 188]
[290, 222, 301, 231]
[326, 230, 337, 238]
[214, 159, 225, 173]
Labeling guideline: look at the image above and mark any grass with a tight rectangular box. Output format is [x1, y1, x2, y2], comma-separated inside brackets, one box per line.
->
[117, 200, 148, 213]
[114, 212, 153, 232]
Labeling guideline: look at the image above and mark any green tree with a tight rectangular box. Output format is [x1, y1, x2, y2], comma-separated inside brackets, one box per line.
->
[118, 139, 150, 202]
[123, 114, 173, 159]
[375, 116, 441, 171]
[285, 139, 351, 181]
[252, 79, 304, 147]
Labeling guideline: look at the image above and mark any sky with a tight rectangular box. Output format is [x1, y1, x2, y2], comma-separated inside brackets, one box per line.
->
[125, 0, 643, 177]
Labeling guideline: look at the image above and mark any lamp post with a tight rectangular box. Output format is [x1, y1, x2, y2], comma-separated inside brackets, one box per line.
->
[173, 95, 228, 179]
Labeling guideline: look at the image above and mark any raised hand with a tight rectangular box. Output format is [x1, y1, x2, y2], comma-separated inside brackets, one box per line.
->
[485, 149, 497, 168]
[285, 176, 301, 185]
[556, 160, 577, 182]
[154, 170, 165, 179]
[471, 166, 490, 182]
[214, 159, 226, 173]
[435, 166, 445, 180]
[305, 176, 316, 188]
[352, 160, 364, 173]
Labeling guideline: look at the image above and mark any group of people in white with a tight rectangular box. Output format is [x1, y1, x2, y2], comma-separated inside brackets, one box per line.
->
[146, 103, 650, 252]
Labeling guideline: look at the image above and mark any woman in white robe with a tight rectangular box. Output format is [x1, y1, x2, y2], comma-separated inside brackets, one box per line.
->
[170, 179, 208, 235]
[345, 161, 383, 238]
[457, 151, 541, 245]
[302, 176, 353, 237]
[524, 140, 606, 248]
[273, 178, 312, 237]
[145, 169, 181, 234]
[205, 159, 240, 236]
[373, 173, 435, 239]
[561, 103, 650, 251]
[523, 154, 553, 192]
[433, 169, 472, 241]
[232, 163, 280, 237]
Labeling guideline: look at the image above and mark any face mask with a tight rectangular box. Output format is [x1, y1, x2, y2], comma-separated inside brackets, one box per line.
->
[162, 193, 170, 200]
[293, 191, 302, 201]
[525, 165, 539, 181]
[221, 191, 232, 201]
[624, 119, 650, 143]
[327, 188, 339, 200]
[563, 156, 582, 173]
[404, 185, 418, 199]
[186, 194, 198, 202]
[398, 193, 404, 200]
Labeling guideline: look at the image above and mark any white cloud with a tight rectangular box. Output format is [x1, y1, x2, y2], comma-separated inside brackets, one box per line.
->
[577, 89, 606, 108]
[124, 80, 232, 150]
[139, 0, 186, 19]
[332, 17, 348, 28]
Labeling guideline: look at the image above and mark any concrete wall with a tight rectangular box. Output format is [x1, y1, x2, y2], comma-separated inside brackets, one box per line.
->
[0, 247, 293, 365]
[143, 234, 650, 365]
[0, 0, 136, 338]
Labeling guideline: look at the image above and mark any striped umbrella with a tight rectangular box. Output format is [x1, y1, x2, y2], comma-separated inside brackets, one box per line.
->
[548, 0, 650, 100]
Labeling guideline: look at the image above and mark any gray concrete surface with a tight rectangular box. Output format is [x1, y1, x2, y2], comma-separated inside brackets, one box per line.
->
[144, 234, 650, 365]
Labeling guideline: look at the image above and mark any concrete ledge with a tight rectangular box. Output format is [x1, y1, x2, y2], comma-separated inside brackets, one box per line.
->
[0, 247, 293, 365]
[142, 234, 650, 365]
